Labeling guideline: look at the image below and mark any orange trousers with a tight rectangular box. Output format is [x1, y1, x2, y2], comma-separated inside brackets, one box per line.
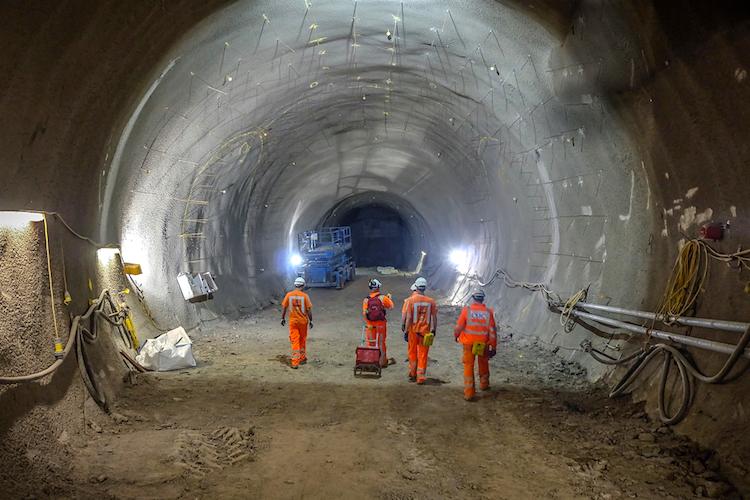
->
[289, 322, 308, 367]
[462, 344, 490, 399]
[365, 321, 388, 367]
[408, 330, 430, 383]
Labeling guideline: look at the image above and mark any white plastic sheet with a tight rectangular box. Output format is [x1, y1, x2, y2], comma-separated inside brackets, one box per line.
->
[135, 326, 196, 371]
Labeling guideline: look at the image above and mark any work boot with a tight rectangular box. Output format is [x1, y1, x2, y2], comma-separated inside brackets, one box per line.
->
[300, 359, 307, 365]
[416, 380, 425, 385]
[290, 364, 298, 370]
[480, 385, 490, 392]
[408, 375, 416, 382]
[464, 396, 476, 402]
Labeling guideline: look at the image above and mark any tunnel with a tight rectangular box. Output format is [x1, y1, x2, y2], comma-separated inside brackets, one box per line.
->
[321, 192, 428, 270]
[1, 0, 749, 497]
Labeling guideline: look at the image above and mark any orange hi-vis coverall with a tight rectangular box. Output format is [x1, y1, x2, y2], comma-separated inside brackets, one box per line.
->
[401, 291, 419, 316]
[282, 290, 312, 367]
[454, 303, 497, 400]
[402, 293, 438, 384]
[362, 291, 394, 367]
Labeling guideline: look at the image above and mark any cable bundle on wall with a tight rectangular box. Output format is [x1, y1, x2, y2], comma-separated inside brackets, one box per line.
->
[0, 290, 137, 411]
[483, 239, 749, 425]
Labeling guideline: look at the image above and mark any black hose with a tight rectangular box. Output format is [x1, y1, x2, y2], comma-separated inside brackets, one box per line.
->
[597, 325, 750, 424]
[0, 289, 142, 413]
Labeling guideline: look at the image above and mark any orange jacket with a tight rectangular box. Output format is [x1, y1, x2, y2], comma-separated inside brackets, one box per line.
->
[401, 291, 419, 316]
[454, 303, 496, 347]
[282, 290, 312, 324]
[362, 291, 394, 323]
[402, 293, 438, 334]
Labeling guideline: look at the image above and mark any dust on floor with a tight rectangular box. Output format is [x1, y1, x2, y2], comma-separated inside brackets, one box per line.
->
[19, 276, 743, 498]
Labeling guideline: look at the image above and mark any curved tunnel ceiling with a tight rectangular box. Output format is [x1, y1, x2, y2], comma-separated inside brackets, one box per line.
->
[104, 0, 655, 333]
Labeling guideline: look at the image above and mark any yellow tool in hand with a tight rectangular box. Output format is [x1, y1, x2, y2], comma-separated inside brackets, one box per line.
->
[472, 342, 486, 356]
[422, 332, 435, 347]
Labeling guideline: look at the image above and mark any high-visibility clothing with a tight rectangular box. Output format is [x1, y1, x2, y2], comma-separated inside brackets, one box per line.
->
[282, 290, 312, 325]
[401, 291, 419, 316]
[454, 303, 497, 348]
[283, 290, 312, 367]
[462, 344, 490, 400]
[402, 293, 438, 334]
[363, 292, 394, 367]
[402, 292, 438, 383]
[289, 323, 308, 367]
[407, 330, 430, 383]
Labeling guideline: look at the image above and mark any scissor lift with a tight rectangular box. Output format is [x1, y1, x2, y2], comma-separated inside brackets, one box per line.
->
[296, 226, 356, 289]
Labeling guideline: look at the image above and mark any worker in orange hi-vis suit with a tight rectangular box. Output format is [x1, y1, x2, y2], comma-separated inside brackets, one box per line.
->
[401, 282, 418, 316]
[362, 278, 394, 368]
[281, 277, 313, 369]
[453, 289, 497, 401]
[402, 277, 438, 384]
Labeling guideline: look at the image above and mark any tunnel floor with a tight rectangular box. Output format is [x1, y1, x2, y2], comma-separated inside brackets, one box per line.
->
[58, 277, 735, 499]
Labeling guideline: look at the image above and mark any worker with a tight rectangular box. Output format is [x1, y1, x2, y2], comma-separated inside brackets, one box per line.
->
[402, 277, 438, 384]
[453, 289, 497, 401]
[362, 278, 394, 368]
[281, 277, 313, 369]
[401, 282, 418, 317]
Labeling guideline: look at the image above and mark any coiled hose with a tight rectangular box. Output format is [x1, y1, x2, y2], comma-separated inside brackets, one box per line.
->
[0, 290, 136, 412]
[584, 325, 750, 424]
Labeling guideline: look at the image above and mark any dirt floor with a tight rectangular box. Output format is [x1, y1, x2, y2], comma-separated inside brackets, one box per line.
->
[34, 275, 742, 499]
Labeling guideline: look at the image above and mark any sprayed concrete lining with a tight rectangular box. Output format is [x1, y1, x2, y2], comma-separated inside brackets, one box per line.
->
[1, 0, 749, 493]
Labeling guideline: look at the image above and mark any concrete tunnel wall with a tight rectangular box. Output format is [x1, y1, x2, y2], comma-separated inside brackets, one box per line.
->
[1, 0, 750, 492]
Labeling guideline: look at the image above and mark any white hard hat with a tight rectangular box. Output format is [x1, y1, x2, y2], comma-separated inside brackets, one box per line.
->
[294, 277, 306, 287]
[414, 277, 427, 289]
[410, 283, 417, 291]
[368, 278, 382, 289]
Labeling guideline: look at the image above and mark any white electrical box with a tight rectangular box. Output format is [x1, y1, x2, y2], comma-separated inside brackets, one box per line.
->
[177, 272, 218, 303]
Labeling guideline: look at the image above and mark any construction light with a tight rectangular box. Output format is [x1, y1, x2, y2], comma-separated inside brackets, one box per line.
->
[0, 211, 44, 230]
[289, 253, 303, 267]
[449, 248, 471, 273]
[96, 247, 121, 264]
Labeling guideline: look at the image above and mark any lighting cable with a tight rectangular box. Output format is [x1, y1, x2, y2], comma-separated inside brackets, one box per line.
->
[42, 214, 62, 354]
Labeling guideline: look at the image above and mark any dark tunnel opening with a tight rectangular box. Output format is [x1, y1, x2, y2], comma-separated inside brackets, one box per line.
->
[334, 203, 416, 269]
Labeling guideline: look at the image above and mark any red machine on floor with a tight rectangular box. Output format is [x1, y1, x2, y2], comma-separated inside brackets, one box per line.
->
[354, 327, 381, 377]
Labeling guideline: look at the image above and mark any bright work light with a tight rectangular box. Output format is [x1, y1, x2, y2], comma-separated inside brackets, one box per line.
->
[449, 248, 471, 273]
[0, 211, 44, 230]
[289, 253, 303, 267]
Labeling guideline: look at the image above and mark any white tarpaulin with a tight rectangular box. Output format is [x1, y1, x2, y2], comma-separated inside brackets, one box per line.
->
[135, 326, 196, 371]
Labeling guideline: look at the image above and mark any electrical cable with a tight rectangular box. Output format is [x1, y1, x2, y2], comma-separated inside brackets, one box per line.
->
[559, 288, 587, 331]
[488, 251, 749, 425]
[42, 214, 62, 348]
[0, 290, 137, 412]
[40, 211, 111, 248]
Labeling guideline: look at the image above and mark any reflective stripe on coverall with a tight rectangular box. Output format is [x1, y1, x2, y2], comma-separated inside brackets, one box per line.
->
[362, 292, 394, 367]
[402, 293, 438, 383]
[454, 303, 496, 399]
[282, 290, 312, 367]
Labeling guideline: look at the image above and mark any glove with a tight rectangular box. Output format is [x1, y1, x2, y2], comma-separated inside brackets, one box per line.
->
[309, 322, 314, 329]
[454, 336, 459, 343]
[404, 332, 409, 342]
[487, 346, 496, 358]
[280, 319, 286, 326]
